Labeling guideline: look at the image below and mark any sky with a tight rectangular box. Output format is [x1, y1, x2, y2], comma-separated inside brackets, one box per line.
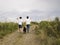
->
[0, 0, 60, 22]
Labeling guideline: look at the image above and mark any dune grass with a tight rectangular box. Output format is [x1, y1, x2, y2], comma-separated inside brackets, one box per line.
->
[0, 22, 18, 39]
[34, 17, 60, 45]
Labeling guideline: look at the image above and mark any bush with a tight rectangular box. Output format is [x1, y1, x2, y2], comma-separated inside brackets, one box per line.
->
[34, 17, 60, 45]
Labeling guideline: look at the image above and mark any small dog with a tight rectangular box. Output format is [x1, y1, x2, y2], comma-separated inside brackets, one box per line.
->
[23, 26, 26, 33]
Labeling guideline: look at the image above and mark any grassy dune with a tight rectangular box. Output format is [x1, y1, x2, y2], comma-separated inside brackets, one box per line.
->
[0, 22, 18, 39]
[34, 17, 60, 45]
[0, 17, 60, 45]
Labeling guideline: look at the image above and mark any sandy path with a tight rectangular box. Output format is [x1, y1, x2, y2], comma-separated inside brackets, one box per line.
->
[0, 26, 40, 45]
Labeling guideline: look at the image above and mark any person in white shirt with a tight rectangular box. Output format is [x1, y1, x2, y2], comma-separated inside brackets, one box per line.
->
[17, 17, 23, 32]
[26, 16, 31, 33]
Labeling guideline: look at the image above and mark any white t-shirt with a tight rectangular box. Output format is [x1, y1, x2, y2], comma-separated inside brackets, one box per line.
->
[26, 18, 31, 25]
[18, 19, 23, 25]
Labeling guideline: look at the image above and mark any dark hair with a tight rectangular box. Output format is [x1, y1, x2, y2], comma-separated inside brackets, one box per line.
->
[26, 16, 29, 19]
[19, 17, 22, 19]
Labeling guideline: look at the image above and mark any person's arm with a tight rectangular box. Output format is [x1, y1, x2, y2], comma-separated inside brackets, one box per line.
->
[16, 17, 19, 20]
[23, 18, 26, 22]
[30, 18, 31, 22]
[16, 17, 19, 23]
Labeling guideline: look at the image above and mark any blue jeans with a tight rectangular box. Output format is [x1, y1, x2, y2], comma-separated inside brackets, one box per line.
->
[26, 24, 30, 33]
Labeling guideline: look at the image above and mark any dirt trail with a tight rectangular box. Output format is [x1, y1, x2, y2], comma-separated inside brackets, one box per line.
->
[0, 26, 40, 45]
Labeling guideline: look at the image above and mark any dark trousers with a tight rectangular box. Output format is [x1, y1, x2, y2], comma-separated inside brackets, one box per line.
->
[26, 24, 30, 33]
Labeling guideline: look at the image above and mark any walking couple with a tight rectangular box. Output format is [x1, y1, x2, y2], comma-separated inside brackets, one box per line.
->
[17, 16, 31, 33]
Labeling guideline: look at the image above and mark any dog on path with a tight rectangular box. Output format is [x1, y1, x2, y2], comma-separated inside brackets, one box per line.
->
[23, 26, 26, 33]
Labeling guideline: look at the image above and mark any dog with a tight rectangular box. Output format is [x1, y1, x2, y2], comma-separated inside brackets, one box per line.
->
[23, 26, 26, 33]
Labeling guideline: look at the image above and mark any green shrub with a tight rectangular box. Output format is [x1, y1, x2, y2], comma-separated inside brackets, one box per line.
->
[34, 17, 60, 45]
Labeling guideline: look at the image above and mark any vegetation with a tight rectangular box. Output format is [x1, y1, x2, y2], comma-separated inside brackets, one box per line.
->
[35, 17, 60, 45]
[0, 17, 60, 45]
[0, 22, 18, 39]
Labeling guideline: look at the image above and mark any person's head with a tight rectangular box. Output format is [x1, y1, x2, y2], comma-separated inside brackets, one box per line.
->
[26, 16, 29, 19]
[19, 17, 22, 19]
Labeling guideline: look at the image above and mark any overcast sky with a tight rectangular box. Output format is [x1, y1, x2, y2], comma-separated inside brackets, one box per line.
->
[0, 0, 60, 11]
[0, 0, 60, 22]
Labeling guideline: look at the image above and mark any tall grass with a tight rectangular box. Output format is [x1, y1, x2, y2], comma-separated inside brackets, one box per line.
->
[34, 17, 60, 45]
[0, 22, 18, 39]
